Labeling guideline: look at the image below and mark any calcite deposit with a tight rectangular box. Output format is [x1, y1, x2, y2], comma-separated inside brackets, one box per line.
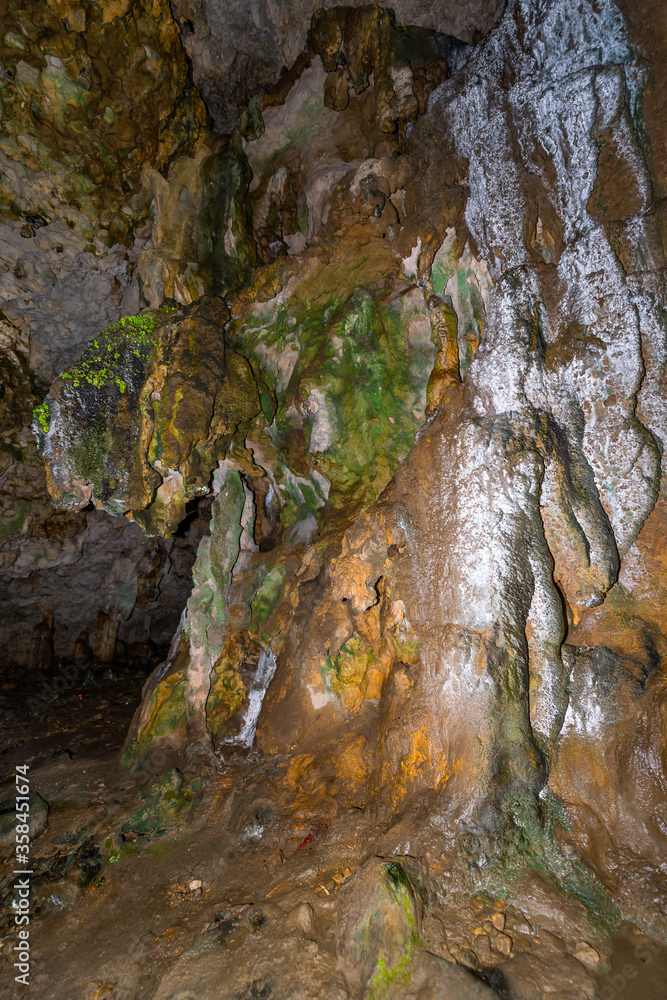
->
[1, 1, 667, 998]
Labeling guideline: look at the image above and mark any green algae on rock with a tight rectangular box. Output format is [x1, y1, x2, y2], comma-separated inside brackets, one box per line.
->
[35, 307, 169, 516]
[0, 0, 207, 238]
[117, 249, 436, 758]
[35, 299, 262, 529]
[336, 858, 420, 998]
[229, 249, 435, 518]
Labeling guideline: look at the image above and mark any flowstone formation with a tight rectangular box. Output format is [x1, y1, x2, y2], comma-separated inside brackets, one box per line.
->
[3, 0, 667, 998]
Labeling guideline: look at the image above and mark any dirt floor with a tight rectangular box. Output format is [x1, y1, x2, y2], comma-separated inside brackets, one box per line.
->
[1, 666, 666, 1000]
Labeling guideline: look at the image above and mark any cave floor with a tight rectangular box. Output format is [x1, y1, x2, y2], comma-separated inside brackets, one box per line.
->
[0, 662, 152, 784]
[1, 670, 666, 1000]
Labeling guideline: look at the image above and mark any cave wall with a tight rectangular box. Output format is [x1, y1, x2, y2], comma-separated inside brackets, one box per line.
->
[0, 0, 211, 671]
[1, 1, 667, 971]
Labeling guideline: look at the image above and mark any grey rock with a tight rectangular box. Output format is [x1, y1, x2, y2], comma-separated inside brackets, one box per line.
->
[170, 0, 503, 132]
[0, 790, 49, 845]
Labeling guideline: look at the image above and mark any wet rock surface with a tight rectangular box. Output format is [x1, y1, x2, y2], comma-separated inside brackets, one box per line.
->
[1, 1, 667, 998]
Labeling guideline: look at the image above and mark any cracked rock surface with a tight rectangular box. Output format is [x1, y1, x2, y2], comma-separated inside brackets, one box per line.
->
[1, 1, 667, 998]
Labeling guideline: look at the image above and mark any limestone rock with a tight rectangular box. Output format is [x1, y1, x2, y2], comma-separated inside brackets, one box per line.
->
[0, 0, 206, 238]
[336, 858, 500, 999]
[3, 5, 667, 996]
[170, 0, 502, 132]
[336, 857, 421, 998]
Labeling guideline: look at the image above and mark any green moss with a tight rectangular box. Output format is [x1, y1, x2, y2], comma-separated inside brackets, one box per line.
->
[366, 863, 419, 999]
[33, 401, 50, 433]
[42, 306, 184, 519]
[60, 311, 163, 393]
[324, 634, 377, 697]
[368, 952, 414, 999]
[0, 499, 33, 539]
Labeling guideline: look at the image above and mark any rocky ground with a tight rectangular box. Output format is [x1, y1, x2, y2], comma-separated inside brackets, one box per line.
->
[1, 0, 667, 997]
[1, 684, 667, 1000]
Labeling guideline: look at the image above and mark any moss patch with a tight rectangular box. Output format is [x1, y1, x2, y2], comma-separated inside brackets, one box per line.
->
[122, 770, 197, 835]
[33, 402, 50, 433]
[60, 312, 163, 393]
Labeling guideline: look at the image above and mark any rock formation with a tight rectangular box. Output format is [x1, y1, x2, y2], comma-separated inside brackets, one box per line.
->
[1, 1, 667, 998]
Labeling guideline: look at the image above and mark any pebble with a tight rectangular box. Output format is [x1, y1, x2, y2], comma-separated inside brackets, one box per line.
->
[86, 983, 114, 1000]
[492, 931, 513, 957]
[286, 901, 315, 934]
[574, 942, 600, 967]
[473, 932, 492, 964]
